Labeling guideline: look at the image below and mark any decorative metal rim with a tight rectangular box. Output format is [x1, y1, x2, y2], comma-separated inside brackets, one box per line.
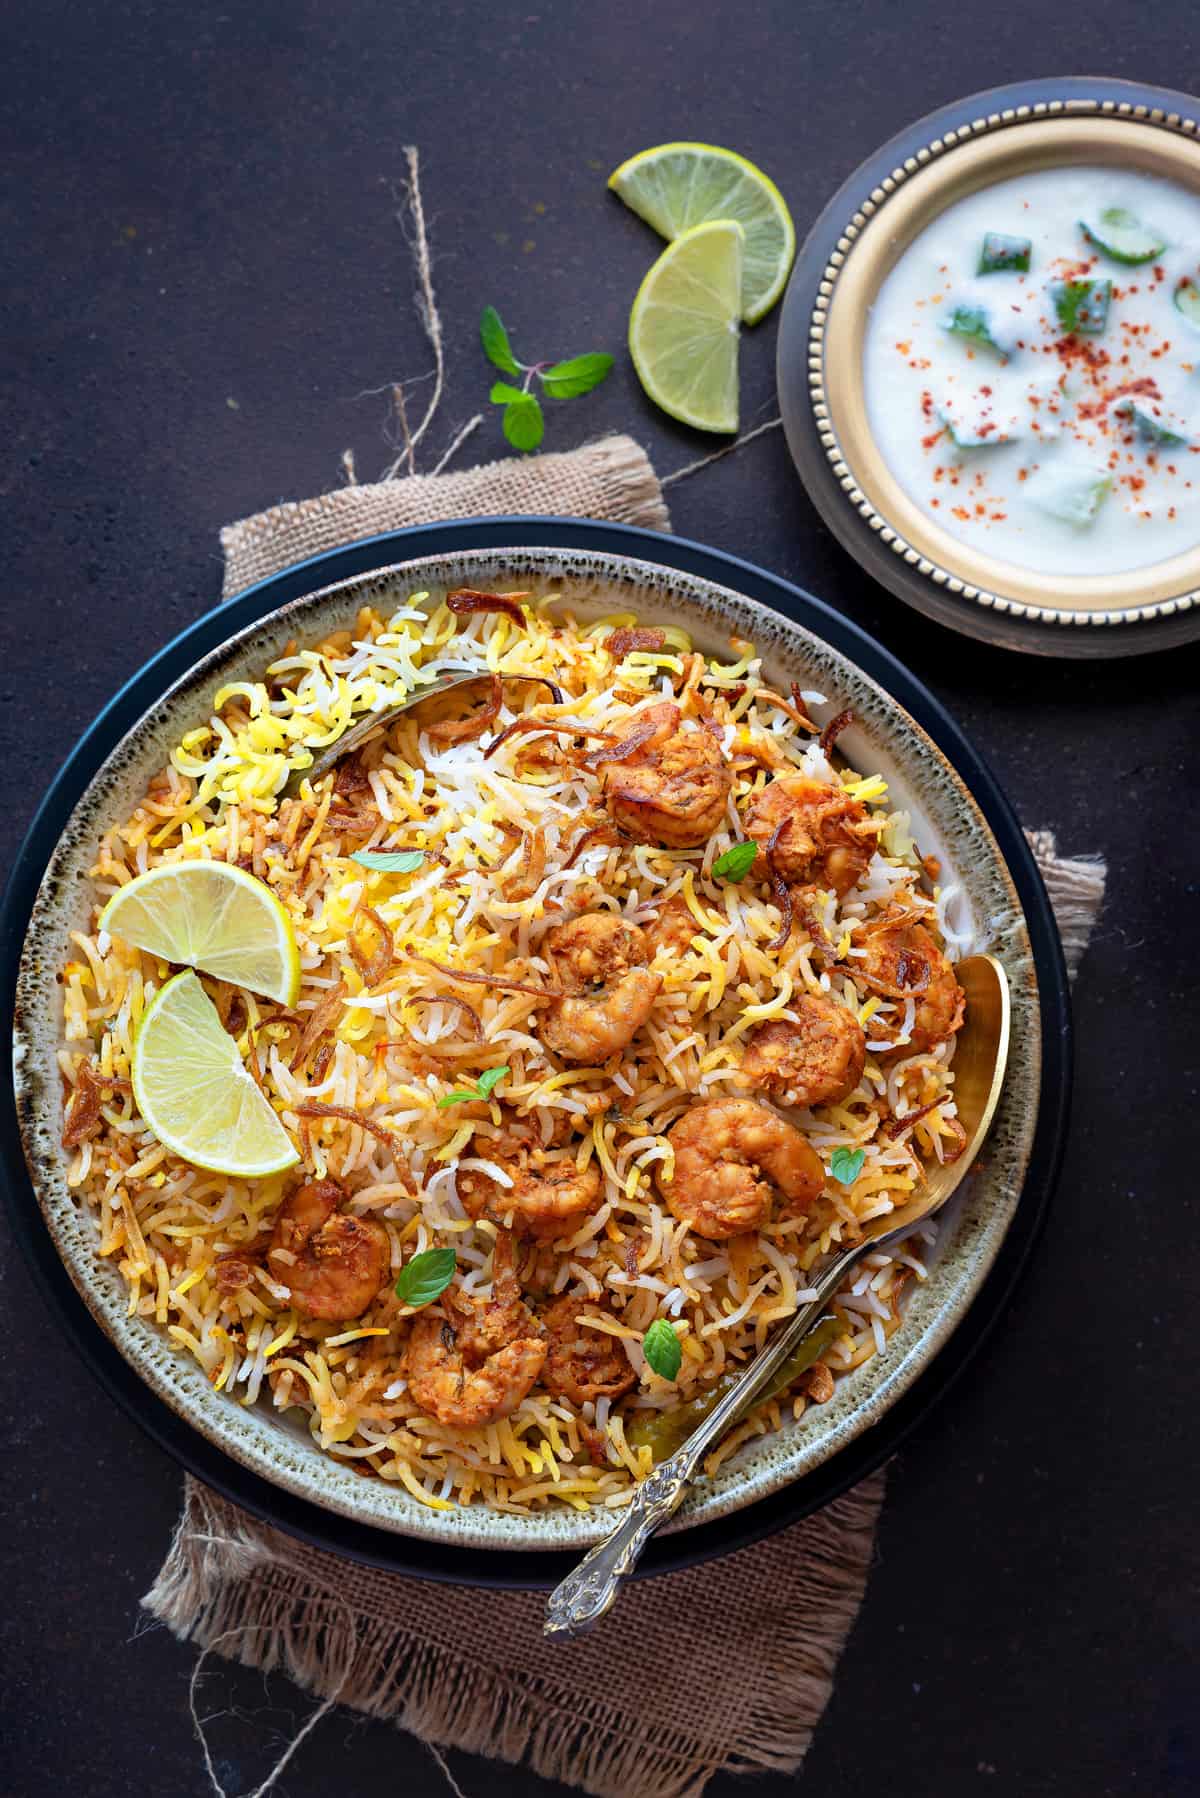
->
[808, 97, 1200, 629]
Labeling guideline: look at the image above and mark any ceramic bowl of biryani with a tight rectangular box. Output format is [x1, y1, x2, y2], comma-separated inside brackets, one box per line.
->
[13, 545, 1042, 1553]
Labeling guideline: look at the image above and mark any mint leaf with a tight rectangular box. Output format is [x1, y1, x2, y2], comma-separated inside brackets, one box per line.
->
[351, 849, 426, 872]
[481, 306, 520, 376]
[829, 1146, 865, 1185]
[712, 841, 758, 882]
[643, 1318, 682, 1381]
[437, 1065, 509, 1108]
[541, 352, 615, 398]
[394, 1246, 457, 1308]
[490, 380, 526, 405]
[503, 393, 544, 452]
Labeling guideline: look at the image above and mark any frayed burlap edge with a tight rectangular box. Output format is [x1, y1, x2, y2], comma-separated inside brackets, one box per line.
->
[144, 1471, 886, 1798]
[220, 433, 670, 599]
[1022, 830, 1106, 979]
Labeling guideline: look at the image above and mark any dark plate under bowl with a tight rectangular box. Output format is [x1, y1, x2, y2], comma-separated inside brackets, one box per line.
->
[0, 517, 1071, 1588]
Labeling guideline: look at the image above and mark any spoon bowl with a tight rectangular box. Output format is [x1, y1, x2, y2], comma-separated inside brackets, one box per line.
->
[281, 673, 493, 798]
[282, 667, 571, 799]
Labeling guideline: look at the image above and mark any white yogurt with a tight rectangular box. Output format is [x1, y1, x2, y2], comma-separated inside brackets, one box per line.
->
[863, 166, 1200, 576]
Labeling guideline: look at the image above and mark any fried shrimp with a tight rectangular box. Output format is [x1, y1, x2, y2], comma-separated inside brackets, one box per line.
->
[540, 1294, 636, 1406]
[660, 1097, 825, 1240]
[458, 1144, 603, 1238]
[511, 1236, 564, 1294]
[600, 701, 732, 846]
[645, 892, 699, 957]
[742, 994, 867, 1108]
[267, 1179, 390, 1320]
[856, 919, 965, 1056]
[405, 1234, 546, 1429]
[744, 773, 878, 895]
[541, 912, 662, 1063]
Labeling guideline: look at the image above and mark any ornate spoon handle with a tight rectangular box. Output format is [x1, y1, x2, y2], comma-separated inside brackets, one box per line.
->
[543, 1242, 862, 1639]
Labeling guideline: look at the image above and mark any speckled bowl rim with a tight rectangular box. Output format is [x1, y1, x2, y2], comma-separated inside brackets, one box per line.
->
[777, 76, 1200, 657]
[12, 544, 1041, 1555]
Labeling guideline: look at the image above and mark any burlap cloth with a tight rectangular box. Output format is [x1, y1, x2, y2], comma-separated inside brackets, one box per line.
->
[218, 435, 670, 596]
[142, 435, 1106, 1798]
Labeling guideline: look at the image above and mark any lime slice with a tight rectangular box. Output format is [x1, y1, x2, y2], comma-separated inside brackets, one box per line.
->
[100, 861, 300, 1006]
[132, 970, 299, 1175]
[629, 220, 743, 433]
[609, 142, 794, 325]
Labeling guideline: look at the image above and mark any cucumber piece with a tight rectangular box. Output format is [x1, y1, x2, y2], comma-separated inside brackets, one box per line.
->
[1027, 463, 1113, 527]
[1175, 277, 1200, 328]
[1050, 277, 1111, 336]
[1110, 396, 1188, 448]
[937, 406, 1017, 448]
[1080, 208, 1166, 266]
[978, 231, 1032, 275]
[941, 303, 1007, 354]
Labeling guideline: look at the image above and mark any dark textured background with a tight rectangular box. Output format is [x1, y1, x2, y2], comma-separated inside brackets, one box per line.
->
[3, 5, 1199, 1795]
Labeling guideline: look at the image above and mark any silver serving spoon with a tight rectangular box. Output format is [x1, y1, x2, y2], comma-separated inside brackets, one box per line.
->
[543, 952, 1011, 1639]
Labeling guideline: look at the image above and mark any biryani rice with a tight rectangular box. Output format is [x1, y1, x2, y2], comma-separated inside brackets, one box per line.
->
[58, 591, 966, 1513]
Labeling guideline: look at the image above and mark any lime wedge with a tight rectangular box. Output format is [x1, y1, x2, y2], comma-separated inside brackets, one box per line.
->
[629, 220, 743, 433]
[132, 970, 299, 1175]
[609, 142, 794, 324]
[100, 861, 301, 1006]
